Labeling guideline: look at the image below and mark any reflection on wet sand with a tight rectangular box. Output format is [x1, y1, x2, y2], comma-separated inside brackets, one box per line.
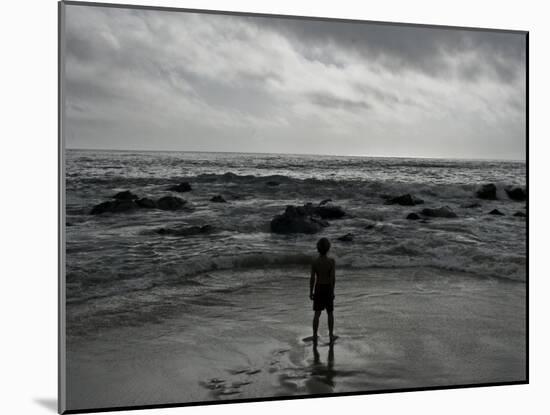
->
[305, 342, 336, 393]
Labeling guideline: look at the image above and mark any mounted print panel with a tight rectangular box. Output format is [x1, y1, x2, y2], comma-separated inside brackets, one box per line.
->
[59, 1, 528, 413]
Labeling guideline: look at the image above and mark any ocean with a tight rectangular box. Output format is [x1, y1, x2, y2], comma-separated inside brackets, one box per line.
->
[64, 149, 527, 409]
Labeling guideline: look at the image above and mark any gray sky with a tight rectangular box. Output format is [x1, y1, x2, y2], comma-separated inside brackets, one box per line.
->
[63, 4, 526, 160]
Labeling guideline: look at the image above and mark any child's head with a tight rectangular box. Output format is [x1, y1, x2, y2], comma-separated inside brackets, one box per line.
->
[316, 238, 331, 256]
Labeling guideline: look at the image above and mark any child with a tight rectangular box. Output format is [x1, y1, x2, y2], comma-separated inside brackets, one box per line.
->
[309, 237, 336, 343]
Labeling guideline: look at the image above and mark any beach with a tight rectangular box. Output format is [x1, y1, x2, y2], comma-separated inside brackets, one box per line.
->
[64, 150, 526, 410]
[67, 267, 525, 410]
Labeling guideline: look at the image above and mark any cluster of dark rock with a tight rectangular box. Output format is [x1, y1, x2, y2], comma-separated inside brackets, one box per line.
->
[90, 190, 186, 214]
[382, 193, 456, 220]
[270, 202, 346, 234]
[474, 184, 527, 217]
[270, 182, 528, 236]
[396, 184, 528, 221]
[476, 183, 527, 202]
[90, 179, 526, 241]
[90, 181, 236, 215]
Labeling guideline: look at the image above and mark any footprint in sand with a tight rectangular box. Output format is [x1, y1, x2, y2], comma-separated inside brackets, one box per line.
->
[202, 367, 262, 397]
[201, 378, 245, 397]
[268, 359, 280, 373]
[201, 378, 226, 391]
[227, 367, 262, 376]
[227, 368, 249, 375]
[231, 381, 251, 388]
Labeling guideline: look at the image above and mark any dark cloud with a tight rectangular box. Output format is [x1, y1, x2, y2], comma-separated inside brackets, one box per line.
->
[62, 4, 526, 160]
[260, 17, 526, 82]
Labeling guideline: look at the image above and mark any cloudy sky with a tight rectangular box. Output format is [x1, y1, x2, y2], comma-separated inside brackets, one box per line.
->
[63, 4, 526, 160]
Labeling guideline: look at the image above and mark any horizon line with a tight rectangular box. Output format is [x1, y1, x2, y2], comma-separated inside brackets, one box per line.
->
[65, 147, 526, 163]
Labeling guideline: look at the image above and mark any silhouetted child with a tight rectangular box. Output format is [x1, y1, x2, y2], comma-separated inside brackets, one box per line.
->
[310, 237, 336, 343]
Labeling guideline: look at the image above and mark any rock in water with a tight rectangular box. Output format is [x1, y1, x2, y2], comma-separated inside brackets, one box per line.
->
[420, 206, 458, 218]
[476, 183, 497, 200]
[270, 205, 322, 234]
[315, 205, 346, 219]
[337, 233, 354, 242]
[168, 182, 192, 192]
[489, 209, 504, 216]
[210, 195, 227, 203]
[406, 212, 421, 220]
[319, 198, 332, 206]
[513, 211, 526, 218]
[157, 196, 186, 210]
[386, 194, 424, 206]
[113, 190, 139, 200]
[91, 199, 137, 215]
[156, 224, 212, 236]
[505, 187, 527, 201]
[270, 202, 346, 233]
[135, 198, 156, 209]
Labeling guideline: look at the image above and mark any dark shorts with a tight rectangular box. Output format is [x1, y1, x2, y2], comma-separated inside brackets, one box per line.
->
[313, 284, 334, 312]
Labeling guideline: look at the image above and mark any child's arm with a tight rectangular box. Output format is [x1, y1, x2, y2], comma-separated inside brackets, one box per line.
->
[330, 259, 336, 296]
[309, 264, 316, 300]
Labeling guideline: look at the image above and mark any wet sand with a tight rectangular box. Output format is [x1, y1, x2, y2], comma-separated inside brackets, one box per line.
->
[66, 267, 526, 411]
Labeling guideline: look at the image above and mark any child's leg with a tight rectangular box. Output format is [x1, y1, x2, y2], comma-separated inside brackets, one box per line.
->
[327, 311, 334, 339]
[313, 310, 321, 338]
